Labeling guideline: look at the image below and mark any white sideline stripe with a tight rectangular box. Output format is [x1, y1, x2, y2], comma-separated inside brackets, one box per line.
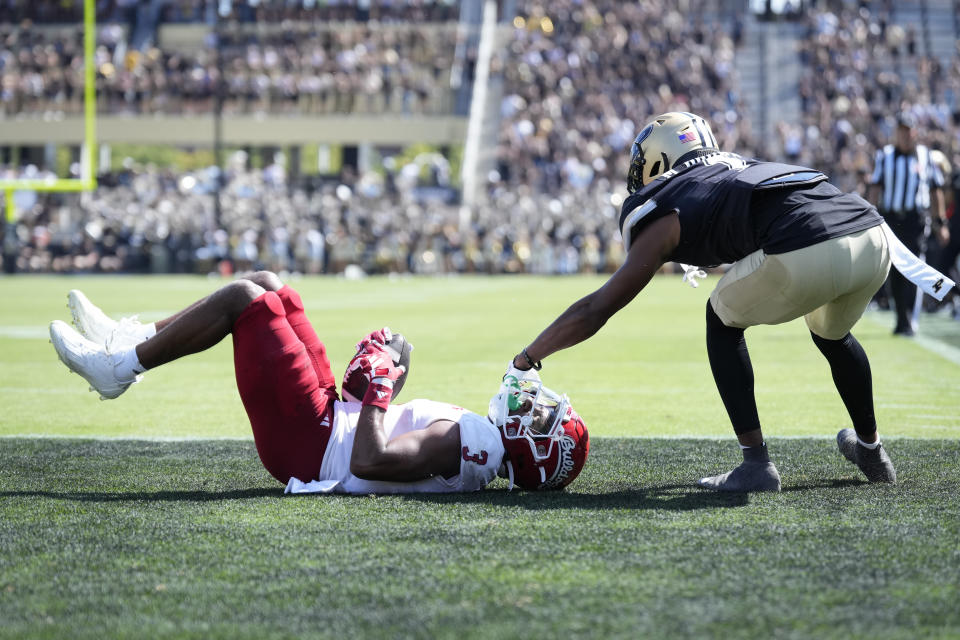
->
[911, 333, 960, 367]
[865, 311, 960, 367]
[591, 434, 952, 440]
[0, 434, 252, 441]
[0, 327, 49, 339]
[0, 312, 172, 340]
[0, 434, 953, 441]
[117, 311, 173, 322]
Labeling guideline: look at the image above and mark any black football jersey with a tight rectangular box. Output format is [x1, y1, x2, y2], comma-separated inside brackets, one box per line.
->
[618, 152, 883, 266]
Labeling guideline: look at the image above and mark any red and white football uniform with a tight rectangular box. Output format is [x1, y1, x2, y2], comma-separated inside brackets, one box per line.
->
[232, 286, 504, 493]
[316, 399, 505, 494]
[232, 286, 339, 485]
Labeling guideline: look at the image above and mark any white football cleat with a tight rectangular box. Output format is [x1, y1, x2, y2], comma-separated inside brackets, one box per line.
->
[68, 289, 145, 352]
[68, 289, 116, 343]
[49, 320, 140, 400]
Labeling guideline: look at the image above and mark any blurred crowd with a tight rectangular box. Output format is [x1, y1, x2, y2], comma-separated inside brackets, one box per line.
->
[1, 0, 959, 283]
[1, 153, 624, 276]
[778, 4, 960, 194]
[0, 22, 459, 116]
[492, 0, 756, 197]
[0, 0, 460, 25]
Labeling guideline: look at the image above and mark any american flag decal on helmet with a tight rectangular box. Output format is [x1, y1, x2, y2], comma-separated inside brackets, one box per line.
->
[678, 131, 697, 143]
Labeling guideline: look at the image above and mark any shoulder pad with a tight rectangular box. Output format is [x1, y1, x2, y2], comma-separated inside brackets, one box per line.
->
[620, 199, 658, 252]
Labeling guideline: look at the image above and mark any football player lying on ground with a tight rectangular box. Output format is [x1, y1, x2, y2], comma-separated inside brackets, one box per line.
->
[49, 271, 588, 493]
[508, 111, 955, 493]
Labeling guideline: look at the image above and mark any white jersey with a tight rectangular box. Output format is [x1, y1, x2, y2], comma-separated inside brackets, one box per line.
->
[302, 398, 505, 494]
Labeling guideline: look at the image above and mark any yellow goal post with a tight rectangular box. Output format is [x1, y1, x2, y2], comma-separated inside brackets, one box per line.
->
[1, 0, 97, 223]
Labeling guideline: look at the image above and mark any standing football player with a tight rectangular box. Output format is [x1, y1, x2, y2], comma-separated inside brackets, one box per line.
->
[50, 271, 588, 494]
[509, 112, 954, 492]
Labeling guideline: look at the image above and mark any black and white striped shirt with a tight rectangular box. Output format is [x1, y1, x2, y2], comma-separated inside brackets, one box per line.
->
[869, 143, 944, 214]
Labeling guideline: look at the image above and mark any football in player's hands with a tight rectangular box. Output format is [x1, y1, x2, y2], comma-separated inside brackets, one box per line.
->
[363, 361, 407, 410]
[356, 327, 393, 350]
[341, 329, 413, 403]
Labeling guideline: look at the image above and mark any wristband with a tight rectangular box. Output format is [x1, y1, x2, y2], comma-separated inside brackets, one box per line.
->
[362, 376, 394, 410]
[521, 348, 542, 371]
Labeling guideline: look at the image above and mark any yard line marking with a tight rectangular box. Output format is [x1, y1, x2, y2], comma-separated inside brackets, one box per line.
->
[877, 403, 956, 409]
[0, 311, 174, 341]
[866, 310, 960, 367]
[599, 434, 952, 440]
[0, 434, 253, 441]
[0, 327, 49, 339]
[0, 434, 953, 441]
[116, 311, 175, 321]
[0, 388, 78, 394]
[911, 332, 960, 367]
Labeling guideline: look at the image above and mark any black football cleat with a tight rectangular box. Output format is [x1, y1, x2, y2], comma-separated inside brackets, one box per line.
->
[698, 461, 781, 492]
[837, 429, 896, 483]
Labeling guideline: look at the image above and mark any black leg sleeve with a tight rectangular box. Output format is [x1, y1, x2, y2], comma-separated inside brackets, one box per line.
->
[706, 300, 761, 435]
[810, 331, 877, 439]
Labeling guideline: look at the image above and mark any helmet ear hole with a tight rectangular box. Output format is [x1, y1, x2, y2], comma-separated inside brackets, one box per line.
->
[649, 160, 661, 176]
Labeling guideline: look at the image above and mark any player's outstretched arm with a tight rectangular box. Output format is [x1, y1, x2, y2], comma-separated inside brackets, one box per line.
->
[513, 213, 681, 369]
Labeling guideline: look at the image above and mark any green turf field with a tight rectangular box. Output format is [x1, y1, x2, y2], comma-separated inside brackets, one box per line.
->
[1, 274, 959, 639]
[1, 274, 959, 439]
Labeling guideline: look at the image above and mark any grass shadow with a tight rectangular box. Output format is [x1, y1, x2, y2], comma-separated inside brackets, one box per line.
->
[396, 482, 751, 511]
[781, 478, 865, 492]
[2, 486, 746, 511]
[0, 488, 279, 502]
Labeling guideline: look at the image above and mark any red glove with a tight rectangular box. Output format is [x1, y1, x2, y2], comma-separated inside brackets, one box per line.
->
[342, 341, 393, 402]
[355, 326, 392, 351]
[342, 327, 393, 402]
[362, 359, 406, 411]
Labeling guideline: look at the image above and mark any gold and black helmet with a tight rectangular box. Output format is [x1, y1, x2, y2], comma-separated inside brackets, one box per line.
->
[626, 112, 719, 193]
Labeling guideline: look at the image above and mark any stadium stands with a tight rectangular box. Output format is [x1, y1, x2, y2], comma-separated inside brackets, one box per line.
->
[0, 0, 461, 25]
[0, 23, 458, 116]
[780, 2, 960, 194]
[1, 0, 958, 283]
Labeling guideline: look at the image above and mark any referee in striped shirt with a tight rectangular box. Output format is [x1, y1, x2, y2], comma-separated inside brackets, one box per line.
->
[867, 113, 947, 336]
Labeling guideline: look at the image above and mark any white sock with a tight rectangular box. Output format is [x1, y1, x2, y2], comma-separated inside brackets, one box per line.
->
[120, 319, 156, 342]
[113, 347, 146, 381]
[136, 322, 157, 341]
[857, 436, 880, 450]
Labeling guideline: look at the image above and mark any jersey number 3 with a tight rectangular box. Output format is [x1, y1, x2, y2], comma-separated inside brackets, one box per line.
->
[461, 447, 488, 465]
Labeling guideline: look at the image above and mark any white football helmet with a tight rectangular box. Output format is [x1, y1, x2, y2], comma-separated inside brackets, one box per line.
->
[626, 111, 718, 193]
[488, 370, 589, 490]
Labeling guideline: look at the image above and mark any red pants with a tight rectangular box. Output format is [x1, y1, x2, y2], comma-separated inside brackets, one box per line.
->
[232, 286, 338, 483]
